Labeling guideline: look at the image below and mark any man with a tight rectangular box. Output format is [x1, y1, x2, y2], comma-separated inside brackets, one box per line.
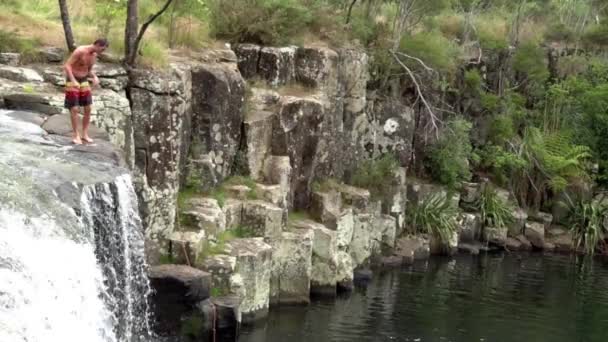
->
[63, 38, 108, 145]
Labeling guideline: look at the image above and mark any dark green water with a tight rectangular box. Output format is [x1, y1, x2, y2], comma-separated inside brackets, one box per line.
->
[238, 253, 608, 342]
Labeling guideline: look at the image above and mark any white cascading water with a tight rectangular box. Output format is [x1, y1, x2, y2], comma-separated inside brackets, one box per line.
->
[0, 175, 154, 342]
[80, 174, 154, 342]
[0, 210, 117, 342]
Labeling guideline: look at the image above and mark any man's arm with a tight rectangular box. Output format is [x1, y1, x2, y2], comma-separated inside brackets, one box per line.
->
[63, 49, 82, 85]
[88, 63, 99, 87]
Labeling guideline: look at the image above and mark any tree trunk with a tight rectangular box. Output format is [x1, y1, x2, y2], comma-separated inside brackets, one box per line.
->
[346, 0, 358, 24]
[125, 0, 174, 68]
[125, 0, 139, 67]
[58, 0, 76, 51]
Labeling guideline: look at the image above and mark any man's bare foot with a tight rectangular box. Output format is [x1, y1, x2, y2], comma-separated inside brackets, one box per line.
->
[72, 136, 83, 145]
[82, 136, 94, 144]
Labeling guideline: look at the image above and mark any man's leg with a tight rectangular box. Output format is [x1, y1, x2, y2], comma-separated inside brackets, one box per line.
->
[82, 105, 93, 143]
[70, 106, 82, 145]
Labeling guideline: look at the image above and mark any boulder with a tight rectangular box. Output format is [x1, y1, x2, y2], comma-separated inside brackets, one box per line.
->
[508, 208, 528, 237]
[234, 44, 261, 79]
[207, 296, 241, 331]
[241, 200, 284, 239]
[149, 265, 212, 337]
[335, 250, 354, 291]
[291, 219, 338, 296]
[336, 207, 355, 248]
[294, 47, 339, 88]
[0, 66, 44, 82]
[200, 255, 238, 296]
[460, 182, 482, 206]
[256, 183, 287, 209]
[190, 62, 246, 184]
[336, 184, 371, 213]
[0, 52, 20, 66]
[224, 184, 251, 200]
[458, 242, 482, 255]
[484, 226, 508, 247]
[224, 238, 273, 323]
[310, 190, 342, 229]
[349, 213, 374, 267]
[525, 221, 546, 249]
[258, 46, 296, 86]
[180, 197, 226, 239]
[430, 230, 459, 255]
[41, 114, 110, 141]
[40, 46, 65, 63]
[395, 235, 430, 263]
[547, 231, 574, 253]
[262, 155, 292, 201]
[339, 48, 368, 122]
[168, 230, 206, 265]
[270, 229, 314, 304]
[377, 214, 397, 250]
[3, 92, 64, 115]
[457, 212, 482, 242]
[149, 264, 211, 302]
[515, 234, 533, 250]
[223, 198, 244, 230]
[271, 96, 324, 208]
[531, 212, 553, 231]
[244, 110, 274, 181]
[506, 237, 523, 251]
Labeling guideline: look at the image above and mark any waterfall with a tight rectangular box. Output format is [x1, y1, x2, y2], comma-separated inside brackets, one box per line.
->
[0, 210, 117, 342]
[80, 174, 155, 342]
[0, 175, 154, 342]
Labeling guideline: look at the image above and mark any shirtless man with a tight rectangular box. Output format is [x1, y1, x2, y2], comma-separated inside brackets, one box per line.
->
[63, 38, 108, 144]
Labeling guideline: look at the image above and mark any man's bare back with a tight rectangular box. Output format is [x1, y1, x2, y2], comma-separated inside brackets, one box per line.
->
[63, 38, 108, 145]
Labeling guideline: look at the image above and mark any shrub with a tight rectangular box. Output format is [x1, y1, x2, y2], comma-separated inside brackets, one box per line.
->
[0, 29, 42, 62]
[475, 186, 514, 228]
[544, 22, 575, 43]
[399, 30, 462, 75]
[351, 154, 399, 199]
[463, 69, 482, 94]
[406, 194, 458, 244]
[568, 200, 608, 255]
[207, 0, 315, 45]
[475, 15, 509, 51]
[427, 118, 473, 188]
[489, 114, 516, 144]
[582, 24, 608, 48]
[512, 42, 550, 84]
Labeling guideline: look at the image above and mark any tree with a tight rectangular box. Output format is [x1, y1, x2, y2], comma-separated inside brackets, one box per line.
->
[58, 0, 76, 51]
[124, 0, 175, 68]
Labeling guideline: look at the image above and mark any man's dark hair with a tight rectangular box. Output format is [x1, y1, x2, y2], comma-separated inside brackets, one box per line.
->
[94, 38, 109, 47]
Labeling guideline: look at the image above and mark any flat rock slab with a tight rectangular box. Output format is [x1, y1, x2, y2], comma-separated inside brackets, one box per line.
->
[0, 66, 44, 82]
[42, 114, 110, 141]
[149, 264, 212, 302]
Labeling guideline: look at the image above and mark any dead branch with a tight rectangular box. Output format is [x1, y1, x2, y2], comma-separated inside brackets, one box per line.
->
[390, 50, 440, 134]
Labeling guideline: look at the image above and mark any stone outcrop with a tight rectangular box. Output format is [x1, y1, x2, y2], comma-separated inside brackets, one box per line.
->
[270, 229, 314, 304]
[190, 61, 246, 188]
[129, 67, 192, 261]
[525, 221, 545, 249]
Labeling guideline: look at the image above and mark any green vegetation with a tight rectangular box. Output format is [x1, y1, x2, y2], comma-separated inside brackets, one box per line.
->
[475, 186, 514, 228]
[197, 226, 256, 263]
[288, 211, 313, 222]
[351, 154, 399, 200]
[426, 118, 473, 189]
[569, 200, 608, 255]
[406, 194, 457, 244]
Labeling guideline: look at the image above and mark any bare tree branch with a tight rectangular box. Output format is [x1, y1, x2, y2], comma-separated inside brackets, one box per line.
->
[390, 50, 440, 134]
[394, 51, 435, 73]
[126, 0, 175, 67]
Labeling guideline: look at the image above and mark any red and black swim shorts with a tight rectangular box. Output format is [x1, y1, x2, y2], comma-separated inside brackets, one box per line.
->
[64, 77, 93, 108]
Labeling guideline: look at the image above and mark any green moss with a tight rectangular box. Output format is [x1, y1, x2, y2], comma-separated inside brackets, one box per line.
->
[210, 287, 228, 297]
[288, 211, 312, 222]
[180, 314, 204, 339]
[158, 253, 174, 265]
[351, 154, 399, 200]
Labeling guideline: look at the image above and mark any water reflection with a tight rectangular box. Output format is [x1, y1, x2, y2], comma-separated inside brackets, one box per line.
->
[239, 253, 608, 342]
